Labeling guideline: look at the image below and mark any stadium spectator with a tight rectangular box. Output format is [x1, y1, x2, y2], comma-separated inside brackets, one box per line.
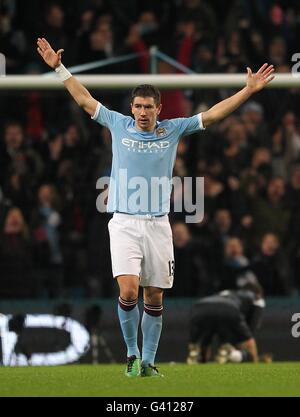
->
[209, 209, 246, 255]
[251, 233, 294, 296]
[135, 11, 160, 48]
[192, 42, 218, 74]
[41, 4, 71, 64]
[0, 8, 28, 73]
[31, 184, 63, 298]
[241, 101, 270, 149]
[202, 173, 226, 222]
[178, 0, 217, 46]
[271, 111, 300, 176]
[221, 119, 251, 177]
[0, 122, 44, 190]
[221, 31, 248, 73]
[213, 209, 235, 241]
[250, 177, 290, 243]
[268, 36, 288, 67]
[250, 147, 272, 177]
[0, 207, 36, 298]
[2, 173, 33, 220]
[219, 237, 254, 290]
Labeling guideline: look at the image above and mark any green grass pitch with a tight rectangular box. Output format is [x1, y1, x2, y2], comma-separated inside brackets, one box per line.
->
[0, 363, 300, 397]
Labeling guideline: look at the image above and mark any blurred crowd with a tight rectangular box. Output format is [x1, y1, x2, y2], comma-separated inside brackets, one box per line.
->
[1, 0, 300, 299]
[1, 0, 300, 75]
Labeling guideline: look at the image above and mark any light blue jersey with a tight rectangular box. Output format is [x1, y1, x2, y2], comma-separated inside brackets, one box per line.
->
[92, 102, 205, 215]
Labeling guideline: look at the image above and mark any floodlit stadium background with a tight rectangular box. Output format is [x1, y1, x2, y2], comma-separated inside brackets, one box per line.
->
[0, 0, 300, 365]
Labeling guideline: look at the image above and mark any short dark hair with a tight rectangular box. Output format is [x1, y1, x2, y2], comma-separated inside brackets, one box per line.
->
[131, 84, 161, 106]
[4, 121, 23, 135]
[238, 275, 264, 300]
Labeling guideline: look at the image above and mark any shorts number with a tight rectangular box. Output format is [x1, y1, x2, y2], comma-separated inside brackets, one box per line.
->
[168, 260, 175, 277]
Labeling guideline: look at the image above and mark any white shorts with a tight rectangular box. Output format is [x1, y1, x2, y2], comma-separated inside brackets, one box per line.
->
[108, 213, 175, 288]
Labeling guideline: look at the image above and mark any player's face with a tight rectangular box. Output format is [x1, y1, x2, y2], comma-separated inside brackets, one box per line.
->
[131, 96, 162, 131]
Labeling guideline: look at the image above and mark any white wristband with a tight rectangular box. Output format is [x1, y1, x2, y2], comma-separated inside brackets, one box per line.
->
[55, 64, 72, 82]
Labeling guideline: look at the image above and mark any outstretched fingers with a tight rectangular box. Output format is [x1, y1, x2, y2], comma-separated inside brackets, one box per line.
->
[256, 63, 269, 74]
[37, 38, 45, 55]
[262, 65, 274, 76]
[37, 37, 51, 52]
[254, 63, 275, 84]
[37, 39, 46, 53]
[262, 66, 275, 83]
[257, 63, 274, 79]
[37, 47, 44, 57]
[42, 38, 52, 49]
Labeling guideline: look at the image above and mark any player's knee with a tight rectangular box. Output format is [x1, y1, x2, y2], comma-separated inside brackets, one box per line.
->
[117, 275, 139, 301]
[120, 288, 138, 301]
[144, 288, 163, 305]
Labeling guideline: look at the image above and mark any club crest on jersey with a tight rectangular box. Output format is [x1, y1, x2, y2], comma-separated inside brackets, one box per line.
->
[156, 127, 167, 137]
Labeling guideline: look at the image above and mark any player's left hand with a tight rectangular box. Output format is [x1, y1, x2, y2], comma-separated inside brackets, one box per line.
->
[246, 63, 275, 93]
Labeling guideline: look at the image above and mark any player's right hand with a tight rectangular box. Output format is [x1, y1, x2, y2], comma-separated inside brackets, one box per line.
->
[37, 38, 64, 69]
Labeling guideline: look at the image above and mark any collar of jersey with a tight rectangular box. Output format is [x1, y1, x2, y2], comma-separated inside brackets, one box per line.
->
[133, 121, 160, 138]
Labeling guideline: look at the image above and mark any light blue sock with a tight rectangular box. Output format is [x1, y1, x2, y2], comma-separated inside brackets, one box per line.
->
[141, 306, 163, 366]
[118, 300, 140, 358]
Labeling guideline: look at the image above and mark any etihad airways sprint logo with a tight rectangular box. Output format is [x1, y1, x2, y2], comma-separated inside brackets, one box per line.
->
[122, 138, 170, 153]
[96, 169, 204, 223]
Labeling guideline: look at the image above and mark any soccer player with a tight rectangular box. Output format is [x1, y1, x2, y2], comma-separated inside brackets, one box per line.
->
[37, 37, 274, 377]
[187, 280, 266, 364]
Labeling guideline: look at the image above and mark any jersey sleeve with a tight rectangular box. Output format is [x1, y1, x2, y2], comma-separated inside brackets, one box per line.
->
[247, 301, 265, 333]
[235, 315, 253, 343]
[91, 102, 125, 129]
[171, 113, 205, 137]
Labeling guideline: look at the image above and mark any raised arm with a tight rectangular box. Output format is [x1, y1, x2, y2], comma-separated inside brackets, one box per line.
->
[201, 63, 275, 128]
[37, 38, 98, 117]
